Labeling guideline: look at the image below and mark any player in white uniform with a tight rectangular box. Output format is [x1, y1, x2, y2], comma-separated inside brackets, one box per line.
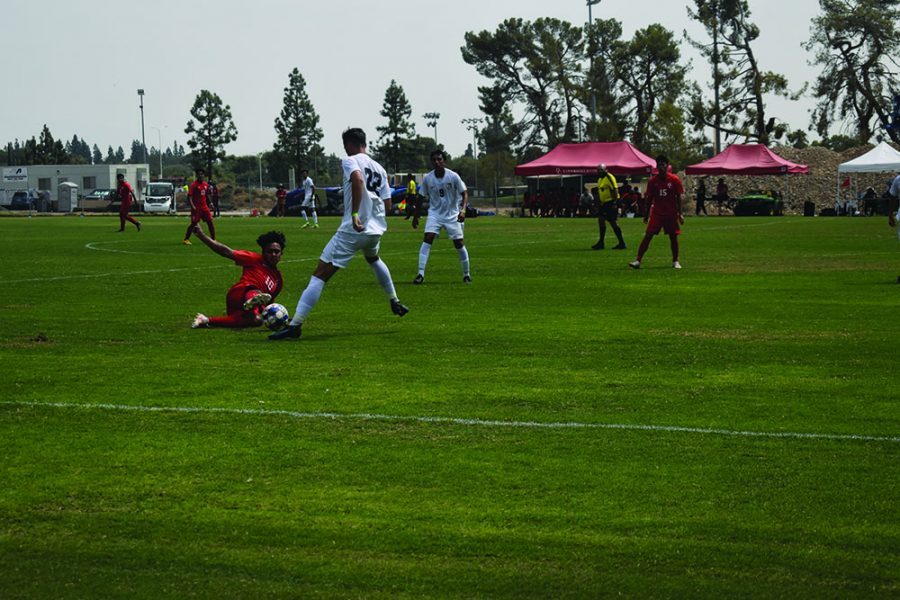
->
[412, 149, 471, 284]
[299, 168, 318, 228]
[270, 128, 408, 340]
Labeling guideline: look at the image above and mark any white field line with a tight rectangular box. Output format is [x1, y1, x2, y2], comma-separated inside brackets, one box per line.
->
[3, 400, 899, 444]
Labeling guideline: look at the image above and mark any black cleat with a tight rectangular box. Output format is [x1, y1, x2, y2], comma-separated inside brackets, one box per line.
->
[612, 243, 626, 250]
[413, 274, 424, 284]
[591, 241, 604, 250]
[268, 324, 302, 340]
[391, 299, 409, 317]
[463, 275, 472, 283]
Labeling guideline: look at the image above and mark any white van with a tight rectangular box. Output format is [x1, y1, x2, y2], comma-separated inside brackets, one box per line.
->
[143, 182, 175, 213]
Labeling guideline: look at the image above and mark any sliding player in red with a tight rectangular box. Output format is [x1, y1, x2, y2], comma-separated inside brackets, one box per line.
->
[629, 154, 684, 270]
[190, 225, 285, 329]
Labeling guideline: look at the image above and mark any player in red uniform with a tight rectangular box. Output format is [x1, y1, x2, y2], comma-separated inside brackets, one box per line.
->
[190, 225, 286, 329]
[629, 154, 684, 270]
[115, 173, 142, 232]
[183, 167, 216, 245]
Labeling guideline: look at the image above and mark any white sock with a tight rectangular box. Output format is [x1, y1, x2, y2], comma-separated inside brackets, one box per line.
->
[311, 210, 318, 225]
[291, 276, 325, 325]
[417, 242, 432, 275]
[369, 259, 398, 300]
[300, 209, 308, 222]
[457, 246, 470, 277]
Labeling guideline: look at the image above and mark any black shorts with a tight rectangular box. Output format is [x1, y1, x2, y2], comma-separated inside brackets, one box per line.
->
[600, 201, 618, 220]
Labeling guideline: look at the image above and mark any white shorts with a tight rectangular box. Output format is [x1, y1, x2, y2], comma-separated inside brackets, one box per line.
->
[320, 231, 381, 268]
[301, 197, 316, 209]
[424, 216, 464, 240]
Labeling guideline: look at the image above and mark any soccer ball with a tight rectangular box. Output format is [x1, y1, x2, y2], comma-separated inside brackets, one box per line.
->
[262, 303, 289, 330]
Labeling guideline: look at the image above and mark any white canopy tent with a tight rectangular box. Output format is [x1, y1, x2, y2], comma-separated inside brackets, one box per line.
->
[836, 141, 900, 205]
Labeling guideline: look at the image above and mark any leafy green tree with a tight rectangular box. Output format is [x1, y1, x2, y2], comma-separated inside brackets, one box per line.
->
[644, 101, 706, 170]
[32, 125, 67, 164]
[462, 18, 584, 150]
[92, 144, 103, 164]
[128, 139, 147, 164]
[115, 146, 125, 162]
[686, 0, 802, 146]
[184, 89, 239, 178]
[786, 129, 809, 149]
[478, 83, 521, 155]
[272, 68, 324, 182]
[584, 19, 629, 141]
[66, 135, 91, 164]
[375, 79, 416, 173]
[804, 0, 900, 144]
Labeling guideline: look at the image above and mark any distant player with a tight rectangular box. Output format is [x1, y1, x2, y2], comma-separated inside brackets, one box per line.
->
[888, 171, 900, 283]
[115, 173, 142, 232]
[405, 173, 418, 219]
[629, 154, 684, 270]
[269, 127, 408, 340]
[190, 225, 285, 329]
[183, 167, 216, 245]
[591, 163, 626, 250]
[412, 149, 471, 284]
[275, 183, 287, 217]
[299, 168, 318, 228]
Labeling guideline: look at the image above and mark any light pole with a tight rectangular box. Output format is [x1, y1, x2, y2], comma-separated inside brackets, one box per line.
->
[461, 117, 482, 196]
[587, 0, 602, 125]
[150, 126, 163, 179]
[137, 89, 147, 165]
[423, 112, 441, 145]
[257, 153, 263, 190]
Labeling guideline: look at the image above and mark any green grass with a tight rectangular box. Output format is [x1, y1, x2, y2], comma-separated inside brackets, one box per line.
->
[2, 213, 899, 598]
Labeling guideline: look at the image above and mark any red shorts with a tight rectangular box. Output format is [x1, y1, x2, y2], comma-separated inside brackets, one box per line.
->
[646, 213, 679, 236]
[190, 207, 213, 224]
[119, 200, 132, 215]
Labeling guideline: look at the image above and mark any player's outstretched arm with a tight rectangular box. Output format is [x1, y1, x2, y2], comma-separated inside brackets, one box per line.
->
[192, 225, 234, 259]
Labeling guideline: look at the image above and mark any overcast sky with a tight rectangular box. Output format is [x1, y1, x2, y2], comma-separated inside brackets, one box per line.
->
[3, 0, 821, 162]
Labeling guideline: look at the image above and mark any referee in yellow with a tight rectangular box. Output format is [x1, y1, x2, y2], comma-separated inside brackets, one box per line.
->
[592, 163, 626, 250]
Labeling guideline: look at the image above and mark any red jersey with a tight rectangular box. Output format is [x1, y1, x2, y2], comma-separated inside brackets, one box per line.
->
[188, 180, 210, 211]
[276, 188, 287, 203]
[645, 173, 684, 217]
[117, 180, 135, 204]
[232, 250, 282, 298]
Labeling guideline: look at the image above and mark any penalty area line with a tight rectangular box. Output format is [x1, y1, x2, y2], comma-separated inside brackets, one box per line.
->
[3, 400, 899, 444]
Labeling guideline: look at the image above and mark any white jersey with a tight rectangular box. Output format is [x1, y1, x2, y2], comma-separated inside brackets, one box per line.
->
[891, 175, 900, 201]
[421, 168, 467, 222]
[302, 176, 315, 201]
[338, 153, 391, 236]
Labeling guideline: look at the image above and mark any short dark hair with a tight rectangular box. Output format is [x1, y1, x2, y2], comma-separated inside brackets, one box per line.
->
[430, 149, 446, 161]
[116, 173, 124, 179]
[342, 128, 367, 147]
[195, 167, 205, 175]
[655, 154, 669, 165]
[257, 230, 286, 250]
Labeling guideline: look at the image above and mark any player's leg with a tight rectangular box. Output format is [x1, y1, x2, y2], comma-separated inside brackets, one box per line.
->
[204, 215, 216, 240]
[300, 206, 309, 226]
[366, 254, 408, 316]
[415, 231, 437, 283]
[310, 207, 318, 227]
[609, 212, 625, 249]
[593, 214, 607, 249]
[183, 216, 196, 244]
[118, 211, 126, 232]
[448, 221, 470, 282]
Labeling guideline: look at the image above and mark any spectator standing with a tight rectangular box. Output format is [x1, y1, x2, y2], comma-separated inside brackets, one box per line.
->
[696, 177, 708, 216]
[275, 184, 287, 217]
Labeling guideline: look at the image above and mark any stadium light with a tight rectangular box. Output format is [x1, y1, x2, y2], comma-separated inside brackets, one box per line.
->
[423, 112, 441, 145]
[150, 126, 163, 178]
[137, 89, 147, 165]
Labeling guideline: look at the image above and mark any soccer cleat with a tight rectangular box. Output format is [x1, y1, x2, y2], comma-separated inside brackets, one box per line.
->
[413, 274, 424, 284]
[242, 292, 272, 311]
[136, 222, 142, 232]
[673, 261, 682, 270]
[312, 223, 319, 228]
[301, 222, 311, 229]
[463, 275, 472, 283]
[628, 260, 641, 269]
[390, 299, 409, 317]
[268, 323, 302, 340]
[612, 243, 626, 250]
[191, 313, 209, 329]
[591, 241, 605, 250]
[182, 239, 192, 245]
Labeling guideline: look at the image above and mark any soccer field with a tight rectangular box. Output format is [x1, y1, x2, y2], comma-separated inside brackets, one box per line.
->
[2, 214, 899, 598]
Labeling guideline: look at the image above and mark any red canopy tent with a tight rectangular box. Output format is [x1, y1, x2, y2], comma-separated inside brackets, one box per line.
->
[515, 142, 656, 177]
[685, 144, 809, 175]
